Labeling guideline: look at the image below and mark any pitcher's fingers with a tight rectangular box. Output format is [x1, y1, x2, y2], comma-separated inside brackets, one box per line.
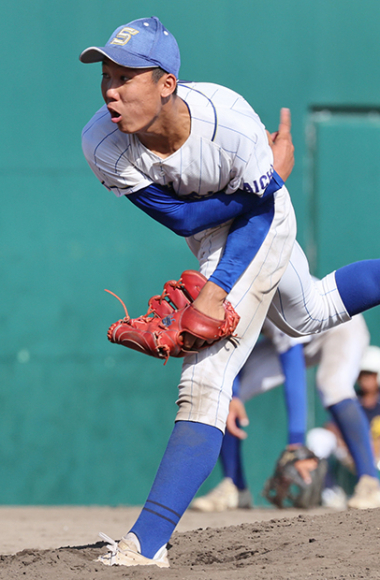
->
[279, 108, 291, 133]
[182, 332, 197, 351]
[266, 130, 279, 145]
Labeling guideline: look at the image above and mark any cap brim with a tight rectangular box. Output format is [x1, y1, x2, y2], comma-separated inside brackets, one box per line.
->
[79, 47, 109, 63]
[79, 46, 159, 69]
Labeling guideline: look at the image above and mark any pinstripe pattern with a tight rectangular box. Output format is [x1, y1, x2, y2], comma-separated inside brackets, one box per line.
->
[238, 314, 369, 409]
[177, 186, 296, 431]
[82, 82, 273, 198]
[267, 242, 351, 338]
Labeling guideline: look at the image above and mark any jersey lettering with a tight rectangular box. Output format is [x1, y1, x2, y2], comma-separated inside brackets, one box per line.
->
[110, 27, 139, 46]
[242, 181, 259, 194]
[260, 175, 269, 189]
[243, 167, 274, 194]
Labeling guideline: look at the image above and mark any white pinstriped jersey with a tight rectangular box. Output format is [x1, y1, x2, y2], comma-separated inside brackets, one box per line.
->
[82, 82, 274, 199]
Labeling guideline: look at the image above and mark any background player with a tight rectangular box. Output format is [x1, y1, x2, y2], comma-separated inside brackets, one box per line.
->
[80, 16, 380, 567]
[307, 344, 380, 508]
[191, 313, 380, 511]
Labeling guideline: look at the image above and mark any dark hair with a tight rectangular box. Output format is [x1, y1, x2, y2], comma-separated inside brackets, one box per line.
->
[152, 67, 178, 95]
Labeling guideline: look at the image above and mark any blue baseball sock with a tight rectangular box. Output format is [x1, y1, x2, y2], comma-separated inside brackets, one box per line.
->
[280, 344, 307, 445]
[220, 430, 247, 490]
[130, 420, 223, 558]
[328, 398, 377, 479]
[335, 260, 380, 316]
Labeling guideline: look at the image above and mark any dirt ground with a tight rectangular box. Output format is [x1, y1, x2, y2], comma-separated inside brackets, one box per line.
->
[1, 504, 379, 579]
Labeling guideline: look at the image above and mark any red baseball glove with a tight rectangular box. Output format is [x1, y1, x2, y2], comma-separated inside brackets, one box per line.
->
[106, 270, 240, 364]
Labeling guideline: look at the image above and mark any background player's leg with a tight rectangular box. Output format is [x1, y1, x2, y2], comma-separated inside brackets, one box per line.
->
[280, 344, 307, 444]
[220, 371, 249, 492]
[328, 398, 377, 479]
[190, 430, 251, 513]
[220, 430, 248, 491]
[312, 315, 377, 484]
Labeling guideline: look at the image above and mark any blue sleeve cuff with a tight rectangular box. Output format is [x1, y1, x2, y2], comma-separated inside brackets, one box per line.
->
[264, 170, 284, 196]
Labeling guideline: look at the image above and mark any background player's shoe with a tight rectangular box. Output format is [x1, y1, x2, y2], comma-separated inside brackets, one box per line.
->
[190, 477, 253, 512]
[98, 532, 169, 568]
[347, 475, 380, 509]
[321, 486, 347, 510]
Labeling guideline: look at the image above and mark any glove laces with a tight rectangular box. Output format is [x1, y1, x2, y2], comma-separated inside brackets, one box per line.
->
[104, 289, 130, 321]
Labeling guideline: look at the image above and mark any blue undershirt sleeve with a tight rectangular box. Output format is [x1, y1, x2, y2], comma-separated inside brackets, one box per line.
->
[208, 192, 274, 293]
[126, 183, 256, 236]
[126, 171, 284, 294]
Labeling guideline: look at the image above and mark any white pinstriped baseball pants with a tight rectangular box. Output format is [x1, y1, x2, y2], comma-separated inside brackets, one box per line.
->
[176, 185, 351, 431]
[238, 314, 369, 409]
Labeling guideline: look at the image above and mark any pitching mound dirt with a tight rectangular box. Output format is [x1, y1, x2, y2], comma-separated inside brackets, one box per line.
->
[1, 508, 379, 580]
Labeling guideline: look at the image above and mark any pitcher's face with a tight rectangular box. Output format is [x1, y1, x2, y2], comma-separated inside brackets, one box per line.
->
[101, 59, 164, 134]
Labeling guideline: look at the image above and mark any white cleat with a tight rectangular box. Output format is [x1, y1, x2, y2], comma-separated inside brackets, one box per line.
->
[97, 532, 170, 568]
[190, 477, 253, 512]
[347, 475, 380, 509]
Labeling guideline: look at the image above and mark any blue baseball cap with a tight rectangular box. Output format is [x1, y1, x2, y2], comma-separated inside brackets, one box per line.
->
[79, 16, 180, 78]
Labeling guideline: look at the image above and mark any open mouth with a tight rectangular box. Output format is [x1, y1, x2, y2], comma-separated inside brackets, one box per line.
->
[108, 108, 122, 122]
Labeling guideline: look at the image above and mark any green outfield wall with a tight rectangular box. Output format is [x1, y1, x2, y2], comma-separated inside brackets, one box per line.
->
[1, 0, 380, 506]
